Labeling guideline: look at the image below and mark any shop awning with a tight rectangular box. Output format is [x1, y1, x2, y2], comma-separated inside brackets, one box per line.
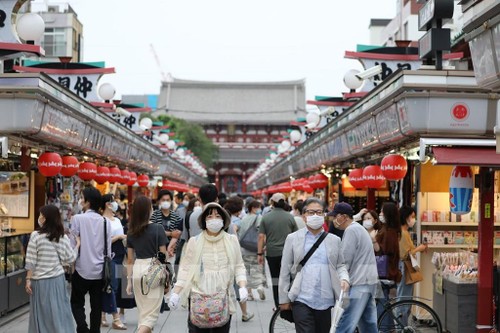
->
[432, 147, 500, 167]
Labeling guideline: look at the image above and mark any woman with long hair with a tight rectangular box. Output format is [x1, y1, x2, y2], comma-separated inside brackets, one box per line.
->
[126, 196, 168, 333]
[25, 205, 77, 333]
[100, 194, 127, 330]
[168, 202, 247, 332]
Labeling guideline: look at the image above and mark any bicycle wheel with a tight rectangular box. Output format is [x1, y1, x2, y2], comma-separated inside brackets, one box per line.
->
[378, 299, 442, 333]
[269, 309, 296, 333]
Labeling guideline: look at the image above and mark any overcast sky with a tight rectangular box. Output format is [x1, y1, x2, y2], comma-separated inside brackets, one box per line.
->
[36, 0, 396, 101]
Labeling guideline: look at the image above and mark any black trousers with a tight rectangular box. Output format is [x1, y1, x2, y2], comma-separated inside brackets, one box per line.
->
[188, 316, 232, 332]
[266, 255, 282, 308]
[70, 270, 104, 333]
[292, 301, 332, 333]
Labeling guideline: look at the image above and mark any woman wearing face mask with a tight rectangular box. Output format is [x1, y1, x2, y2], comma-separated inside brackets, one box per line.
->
[397, 206, 428, 321]
[100, 194, 127, 330]
[25, 205, 78, 333]
[361, 210, 381, 252]
[168, 202, 247, 332]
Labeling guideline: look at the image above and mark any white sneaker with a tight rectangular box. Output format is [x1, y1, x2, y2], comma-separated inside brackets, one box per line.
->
[257, 286, 266, 300]
[120, 314, 126, 325]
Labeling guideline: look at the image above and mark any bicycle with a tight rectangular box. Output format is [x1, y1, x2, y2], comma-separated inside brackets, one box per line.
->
[269, 286, 442, 333]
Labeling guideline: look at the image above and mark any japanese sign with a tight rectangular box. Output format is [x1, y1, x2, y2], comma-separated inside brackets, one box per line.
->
[49, 73, 100, 101]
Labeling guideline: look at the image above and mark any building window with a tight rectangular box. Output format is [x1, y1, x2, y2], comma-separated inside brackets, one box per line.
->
[42, 28, 67, 57]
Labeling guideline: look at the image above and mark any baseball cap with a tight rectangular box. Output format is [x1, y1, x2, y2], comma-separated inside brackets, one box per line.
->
[328, 202, 354, 217]
[270, 193, 286, 202]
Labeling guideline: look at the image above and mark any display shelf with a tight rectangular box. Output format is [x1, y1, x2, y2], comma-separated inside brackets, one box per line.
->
[427, 244, 500, 249]
[422, 222, 500, 226]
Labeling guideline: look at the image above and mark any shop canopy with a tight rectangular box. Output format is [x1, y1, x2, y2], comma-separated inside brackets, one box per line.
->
[432, 147, 500, 167]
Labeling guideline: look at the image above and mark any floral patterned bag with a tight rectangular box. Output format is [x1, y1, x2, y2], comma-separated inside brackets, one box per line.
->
[189, 290, 229, 328]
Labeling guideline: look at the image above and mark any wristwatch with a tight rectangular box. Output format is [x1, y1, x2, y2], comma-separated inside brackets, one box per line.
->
[257, 253, 263, 256]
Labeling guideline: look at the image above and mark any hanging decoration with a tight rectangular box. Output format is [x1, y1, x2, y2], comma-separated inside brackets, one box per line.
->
[362, 165, 386, 188]
[127, 172, 138, 186]
[381, 154, 408, 181]
[38, 152, 63, 177]
[94, 166, 110, 184]
[449, 166, 473, 215]
[348, 168, 365, 188]
[120, 170, 131, 185]
[78, 162, 97, 181]
[137, 174, 149, 187]
[108, 167, 121, 183]
[60, 155, 79, 177]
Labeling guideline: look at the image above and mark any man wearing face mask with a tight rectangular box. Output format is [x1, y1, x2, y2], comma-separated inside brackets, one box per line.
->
[279, 198, 349, 333]
[150, 190, 183, 258]
[333, 202, 379, 333]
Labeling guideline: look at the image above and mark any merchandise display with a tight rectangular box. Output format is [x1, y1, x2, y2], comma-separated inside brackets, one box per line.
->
[432, 251, 478, 283]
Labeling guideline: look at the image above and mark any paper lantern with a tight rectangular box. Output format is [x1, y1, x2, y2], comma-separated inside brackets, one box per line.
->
[108, 167, 121, 183]
[137, 174, 149, 187]
[303, 184, 314, 193]
[315, 174, 328, 188]
[381, 154, 408, 181]
[127, 172, 137, 186]
[94, 166, 110, 184]
[60, 156, 79, 177]
[363, 165, 386, 188]
[449, 166, 473, 215]
[38, 152, 62, 177]
[120, 170, 130, 185]
[281, 182, 293, 193]
[308, 175, 318, 189]
[348, 169, 365, 188]
[78, 162, 97, 181]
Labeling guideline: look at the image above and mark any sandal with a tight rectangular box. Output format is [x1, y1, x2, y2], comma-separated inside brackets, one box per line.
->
[101, 319, 109, 327]
[112, 318, 127, 330]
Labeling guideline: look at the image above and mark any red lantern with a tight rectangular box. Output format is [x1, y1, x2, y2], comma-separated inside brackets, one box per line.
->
[363, 165, 386, 188]
[381, 154, 408, 181]
[120, 170, 130, 184]
[137, 174, 149, 187]
[127, 172, 137, 186]
[281, 182, 292, 193]
[108, 167, 121, 183]
[94, 166, 110, 184]
[60, 156, 79, 177]
[348, 169, 365, 188]
[315, 174, 328, 188]
[78, 162, 97, 181]
[38, 152, 63, 177]
[308, 175, 318, 189]
[303, 184, 314, 193]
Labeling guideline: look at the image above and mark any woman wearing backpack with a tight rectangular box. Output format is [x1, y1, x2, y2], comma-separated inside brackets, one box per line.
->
[238, 200, 266, 301]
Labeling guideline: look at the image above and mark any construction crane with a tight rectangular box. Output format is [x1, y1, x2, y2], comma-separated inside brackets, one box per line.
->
[149, 43, 173, 83]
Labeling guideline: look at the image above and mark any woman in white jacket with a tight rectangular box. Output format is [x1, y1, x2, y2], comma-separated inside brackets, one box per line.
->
[169, 202, 248, 332]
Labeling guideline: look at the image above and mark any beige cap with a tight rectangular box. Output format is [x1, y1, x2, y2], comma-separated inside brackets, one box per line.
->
[270, 193, 286, 202]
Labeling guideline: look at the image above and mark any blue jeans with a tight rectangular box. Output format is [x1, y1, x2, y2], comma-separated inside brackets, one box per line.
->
[396, 260, 414, 325]
[336, 284, 378, 333]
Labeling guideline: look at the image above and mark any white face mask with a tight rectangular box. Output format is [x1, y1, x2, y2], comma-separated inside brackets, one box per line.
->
[160, 201, 171, 210]
[379, 214, 386, 224]
[193, 206, 202, 213]
[182, 200, 189, 207]
[38, 216, 44, 228]
[408, 218, 416, 228]
[109, 201, 119, 212]
[363, 219, 373, 229]
[78, 199, 85, 212]
[306, 215, 324, 230]
[206, 218, 224, 233]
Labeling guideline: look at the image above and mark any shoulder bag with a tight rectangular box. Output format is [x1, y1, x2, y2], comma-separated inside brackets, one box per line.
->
[50, 239, 73, 283]
[190, 288, 230, 328]
[375, 254, 389, 278]
[140, 224, 173, 295]
[283, 231, 328, 323]
[404, 254, 423, 284]
[238, 215, 259, 252]
[102, 217, 113, 294]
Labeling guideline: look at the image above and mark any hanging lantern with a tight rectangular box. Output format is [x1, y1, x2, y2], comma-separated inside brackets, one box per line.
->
[315, 174, 329, 188]
[303, 184, 314, 193]
[449, 166, 473, 215]
[363, 165, 386, 188]
[308, 175, 318, 189]
[108, 167, 121, 183]
[348, 168, 365, 188]
[94, 166, 110, 184]
[280, 182, 292, 193]
[137, 174, 149, 187]
[127, 172, 137, 186]
[78, 162, 97, 181]
[381, 154, 408, 181]
[37, 152, 62, 177]
[120, 170, 130, 185]
[60, 156, 79, 177]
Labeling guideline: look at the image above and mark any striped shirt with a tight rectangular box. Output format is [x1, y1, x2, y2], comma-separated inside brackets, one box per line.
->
[150, 209, 182, 243]
[25, 231, 77, 280]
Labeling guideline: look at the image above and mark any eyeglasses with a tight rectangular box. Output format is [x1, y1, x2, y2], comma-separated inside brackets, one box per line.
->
[304, 210, 324, 216]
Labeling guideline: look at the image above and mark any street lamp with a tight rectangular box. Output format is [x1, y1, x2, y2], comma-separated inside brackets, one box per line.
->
[343, 69, 363, 92]
[16, 13, 45, 45]
[98, 83, 116, 103]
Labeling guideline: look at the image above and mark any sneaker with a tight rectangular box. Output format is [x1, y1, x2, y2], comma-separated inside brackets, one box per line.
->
[257, 286, 266, 300]
[242, 312, 254, 322]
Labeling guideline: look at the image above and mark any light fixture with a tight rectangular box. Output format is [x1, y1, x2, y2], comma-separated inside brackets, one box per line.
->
[139, 118, 153, 131]
[115, 107, 131, 118]
[355, 65, 383, 80]
[98, 83, 116, 102]
[16, 13, 45, 44]
[343, 69, 363, 91]
[290, 130, 301, 143]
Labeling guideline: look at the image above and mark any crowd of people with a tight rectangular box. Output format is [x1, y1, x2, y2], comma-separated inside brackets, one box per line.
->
[24, 183, 426, 333]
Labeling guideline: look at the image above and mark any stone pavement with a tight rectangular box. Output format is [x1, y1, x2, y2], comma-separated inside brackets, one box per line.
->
[0, 283, 277, 333]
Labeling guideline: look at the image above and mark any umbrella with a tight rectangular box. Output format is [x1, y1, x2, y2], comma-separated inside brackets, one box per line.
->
[330, 289, 345, 333]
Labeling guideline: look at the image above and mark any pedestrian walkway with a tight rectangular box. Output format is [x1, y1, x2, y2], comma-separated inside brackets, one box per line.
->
[0, 284, 276, 333]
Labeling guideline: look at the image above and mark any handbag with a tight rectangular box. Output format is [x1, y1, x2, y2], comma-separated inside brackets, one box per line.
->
[285, 232, 328, 323]
[375, 254, 389, 278]
[404, 257, 423, 284]
[409, 253, 420, 271]
[190, 289, 230, 328]
[102, 217, 113, 294]
[238, 216, 259, 252]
